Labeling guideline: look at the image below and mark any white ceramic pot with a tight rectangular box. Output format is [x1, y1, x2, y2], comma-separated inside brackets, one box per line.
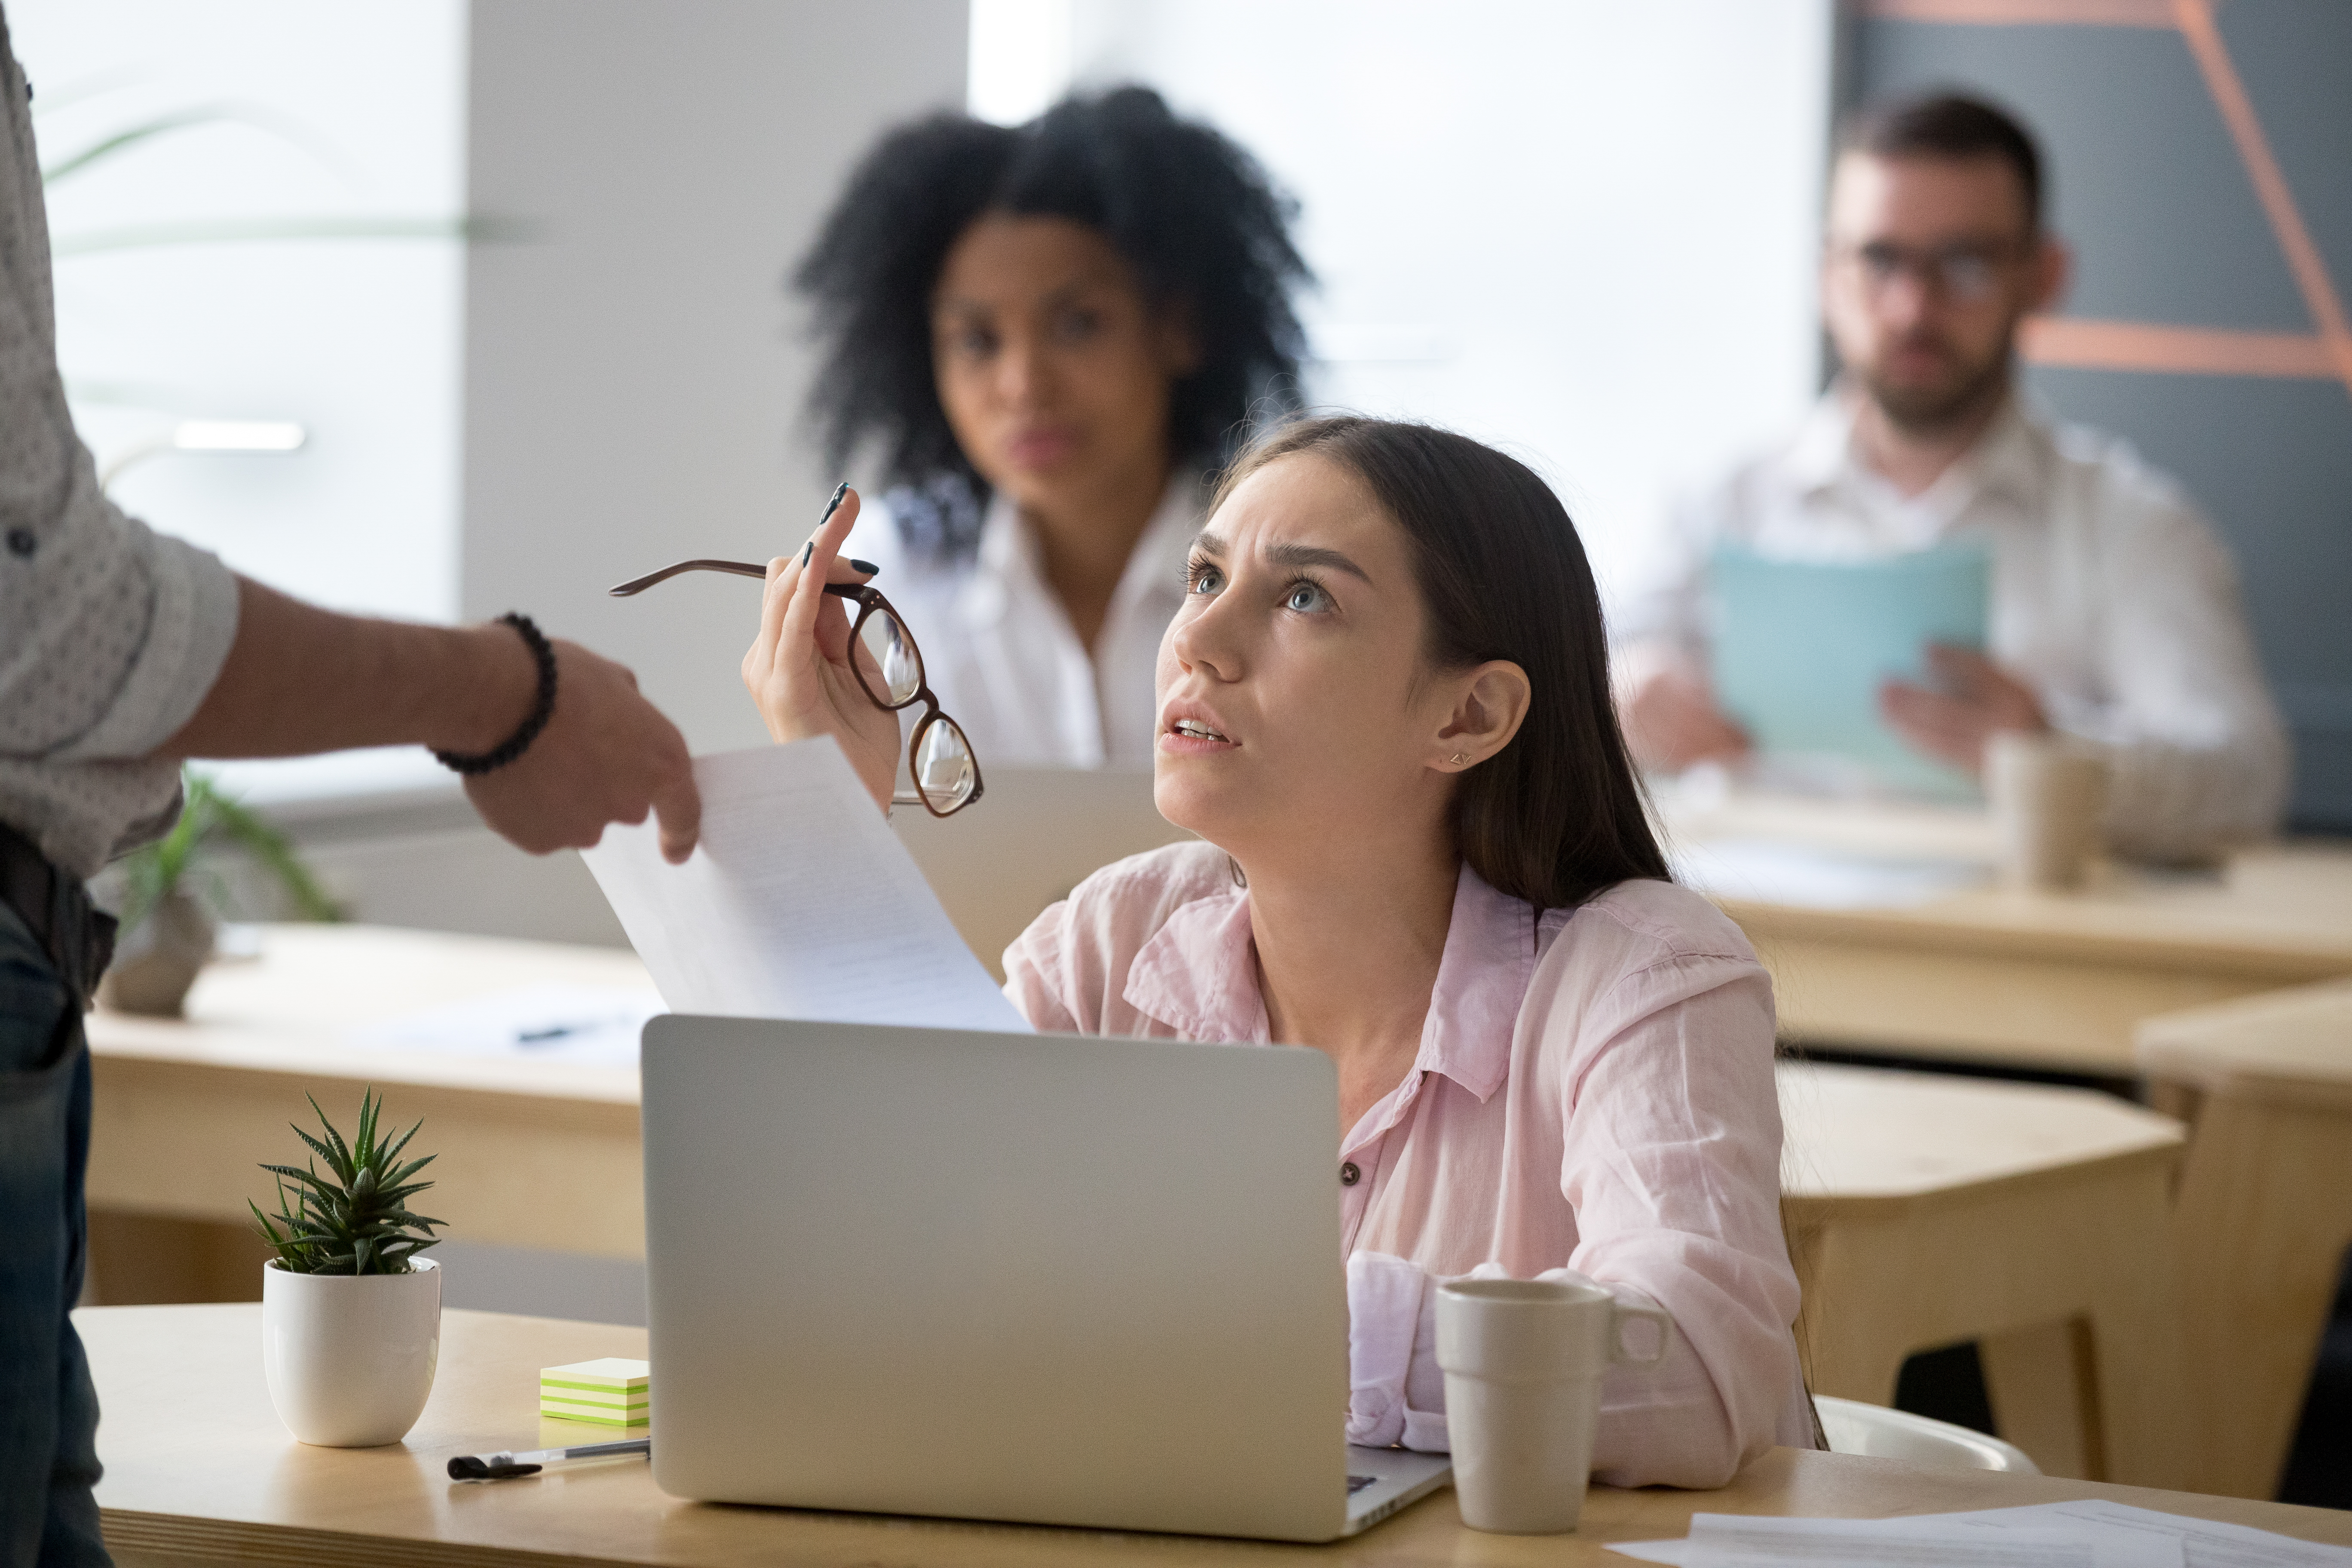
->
[260, 1257, 442, 1446]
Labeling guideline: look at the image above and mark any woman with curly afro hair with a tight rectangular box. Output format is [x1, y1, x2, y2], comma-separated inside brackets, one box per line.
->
[790, 86, 1311, 769]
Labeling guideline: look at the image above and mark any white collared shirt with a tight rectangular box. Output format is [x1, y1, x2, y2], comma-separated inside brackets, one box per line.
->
[1613, 389, 2290, 861]
[854, 474, 1200, 771]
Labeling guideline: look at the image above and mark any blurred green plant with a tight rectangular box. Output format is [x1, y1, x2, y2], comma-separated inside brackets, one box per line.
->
[251, 1087, 444, 1276]
[38, 93, 508, 263]
[117, 770, 343, 932]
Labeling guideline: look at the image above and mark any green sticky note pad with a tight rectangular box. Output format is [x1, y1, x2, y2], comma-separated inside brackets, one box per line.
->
[1707, 540, 1989, 798]
[540, 1398, 649, 1427]
[540, 1357, 649, 1393]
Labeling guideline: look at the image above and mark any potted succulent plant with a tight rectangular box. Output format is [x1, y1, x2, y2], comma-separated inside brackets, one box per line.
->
[251, 1088, 447, 1447]
[102, 770, 342, 1017]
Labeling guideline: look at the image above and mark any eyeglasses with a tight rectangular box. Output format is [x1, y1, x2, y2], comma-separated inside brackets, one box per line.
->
[609, 558, 984, 817]
[1831, 239, 2024, 304]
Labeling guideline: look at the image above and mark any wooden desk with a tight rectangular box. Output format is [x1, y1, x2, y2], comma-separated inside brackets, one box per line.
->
[2138, 979, 2352, 1501]
[84, 1304, 2352, 1567]
[84, 925, 653, 1298]
[1779, 1063, 2190, 1487]
[1663, 793, 2352, 1074]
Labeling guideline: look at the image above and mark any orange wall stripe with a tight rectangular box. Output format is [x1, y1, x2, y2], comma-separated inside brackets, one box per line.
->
[1865, 0, 2176, 25]
[2021, 317, 2336, 378]
[2172, 0, 2352, 398]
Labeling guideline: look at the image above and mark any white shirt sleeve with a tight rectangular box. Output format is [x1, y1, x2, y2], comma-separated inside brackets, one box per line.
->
[2062, 485, 2290, 861]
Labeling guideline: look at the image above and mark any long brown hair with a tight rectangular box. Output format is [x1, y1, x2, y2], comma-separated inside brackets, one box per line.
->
[1212, 417, 1667, 913]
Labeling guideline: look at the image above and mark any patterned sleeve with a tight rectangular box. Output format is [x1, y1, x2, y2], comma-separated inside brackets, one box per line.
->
[0, 20, 239, 872]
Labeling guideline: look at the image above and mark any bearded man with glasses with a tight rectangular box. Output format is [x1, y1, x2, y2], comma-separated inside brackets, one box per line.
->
[1613, 92, 2287, 863]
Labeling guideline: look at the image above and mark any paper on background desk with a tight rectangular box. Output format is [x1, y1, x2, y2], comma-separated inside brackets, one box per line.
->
[1669, 838, 1989, 910]
[1612, 1498, 2352, 1568]
[347, 984, 664, 1066]
[580, 739, 1029, 1033]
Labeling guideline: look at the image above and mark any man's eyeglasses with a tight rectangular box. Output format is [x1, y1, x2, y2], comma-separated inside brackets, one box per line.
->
[1831, 239, 2025, 305]
[609, 559, 984, 818]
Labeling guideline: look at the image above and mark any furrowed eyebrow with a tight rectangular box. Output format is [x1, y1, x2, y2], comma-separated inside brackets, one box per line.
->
[1185, 531, 1372, 585]
[1262, 541, 1372, 585]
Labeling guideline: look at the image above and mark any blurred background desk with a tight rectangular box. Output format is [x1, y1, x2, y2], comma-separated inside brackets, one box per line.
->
[1662, 791, 2352, 1077]
[83, 926, 650, 1306]
[83, 1304, 2352, 1566]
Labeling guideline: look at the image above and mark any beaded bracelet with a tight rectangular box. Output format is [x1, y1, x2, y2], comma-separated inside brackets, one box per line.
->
[434, 612, 558, 776]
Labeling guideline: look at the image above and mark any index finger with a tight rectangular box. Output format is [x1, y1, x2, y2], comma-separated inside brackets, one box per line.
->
[779, 487, 864, 652]
[651, 745, 703, 864]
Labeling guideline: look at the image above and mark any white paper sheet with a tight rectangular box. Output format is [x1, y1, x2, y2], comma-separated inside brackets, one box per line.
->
[579, 739, 1029, 1033]
[1909, 1501, 2352, 1568]
[1611, 1510, 2184, 1568]
[346, 984, 666, 1066]
[1669, 837, 1989, 910]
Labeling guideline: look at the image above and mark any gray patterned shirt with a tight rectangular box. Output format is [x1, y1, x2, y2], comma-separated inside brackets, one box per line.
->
[0, 12, 240, 879]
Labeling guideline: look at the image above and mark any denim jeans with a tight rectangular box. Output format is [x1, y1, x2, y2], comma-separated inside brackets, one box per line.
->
[0, 899, 108, 1568]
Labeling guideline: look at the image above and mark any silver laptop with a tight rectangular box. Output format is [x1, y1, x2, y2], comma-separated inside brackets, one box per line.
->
[640, 1016, 1451, 1542]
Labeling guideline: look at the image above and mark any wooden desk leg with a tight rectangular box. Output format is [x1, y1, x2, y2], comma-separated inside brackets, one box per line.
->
[2174, 1093, 2352, 1501]
[1981, 1318, 2098, 1479]
[1789, 1208, 1954, 1412]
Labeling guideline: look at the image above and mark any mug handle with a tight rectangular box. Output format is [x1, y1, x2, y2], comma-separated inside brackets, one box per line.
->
[1609, 1298, 1674, 1368]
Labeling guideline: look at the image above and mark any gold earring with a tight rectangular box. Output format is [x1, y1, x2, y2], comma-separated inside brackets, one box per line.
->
[1450, 752, 1467, 766]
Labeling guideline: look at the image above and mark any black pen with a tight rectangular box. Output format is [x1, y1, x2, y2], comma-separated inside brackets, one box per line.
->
[448, 1437, 649, 1480]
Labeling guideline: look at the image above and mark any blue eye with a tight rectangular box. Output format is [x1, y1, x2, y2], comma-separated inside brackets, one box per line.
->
[1284, 580, 1332, 613]
[1186, 561, 1224, 595]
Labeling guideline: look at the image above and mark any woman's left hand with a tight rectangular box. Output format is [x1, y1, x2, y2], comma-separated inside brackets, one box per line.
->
[741, 487, 902, 812]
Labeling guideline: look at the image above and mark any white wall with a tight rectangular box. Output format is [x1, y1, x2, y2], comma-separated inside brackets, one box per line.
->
[461, 0, 970, 759]
[14, 0, 469, 626]
[989, 0, 1834, 603]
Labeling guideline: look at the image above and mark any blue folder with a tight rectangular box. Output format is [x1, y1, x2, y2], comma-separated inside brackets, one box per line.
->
[1706, 541, 1991, 797]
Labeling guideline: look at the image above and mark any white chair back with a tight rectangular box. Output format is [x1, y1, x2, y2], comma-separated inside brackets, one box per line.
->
[1815, 1396, 2042, 1473]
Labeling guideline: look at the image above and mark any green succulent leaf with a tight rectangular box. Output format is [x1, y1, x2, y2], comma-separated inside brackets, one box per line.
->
[288, 1123, 345, 1180]
[305, 1093, 356, 1177]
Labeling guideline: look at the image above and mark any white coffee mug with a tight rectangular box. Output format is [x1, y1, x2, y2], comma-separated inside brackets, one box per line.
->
[1436, 1275, 1670, 1534]
[1987, 731, 2109, 891]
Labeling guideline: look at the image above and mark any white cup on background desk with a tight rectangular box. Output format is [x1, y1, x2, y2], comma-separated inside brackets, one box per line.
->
[1988, 731, 2110, 891]
[1436, 1275, 1671, 1534]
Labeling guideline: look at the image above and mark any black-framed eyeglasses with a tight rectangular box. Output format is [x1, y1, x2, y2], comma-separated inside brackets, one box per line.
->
[608, 558, 984, 817]
[1831, 239, 2024, 304]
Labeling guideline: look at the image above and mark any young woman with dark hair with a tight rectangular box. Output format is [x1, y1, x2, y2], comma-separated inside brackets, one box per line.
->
[741, 418, 1814, 1487]
[792, 86, 1310, 768]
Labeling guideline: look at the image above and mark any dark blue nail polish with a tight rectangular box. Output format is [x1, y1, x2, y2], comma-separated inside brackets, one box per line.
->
[800, 541, 812, 567]
[848, 558, 879, 575]
[819, 481, 848, 525]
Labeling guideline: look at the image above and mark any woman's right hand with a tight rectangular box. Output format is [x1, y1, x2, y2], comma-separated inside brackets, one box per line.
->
[741, 487, 903, 813]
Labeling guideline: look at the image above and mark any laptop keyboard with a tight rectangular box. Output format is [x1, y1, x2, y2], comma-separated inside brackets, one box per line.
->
[1346, 1474, 1378, 1494]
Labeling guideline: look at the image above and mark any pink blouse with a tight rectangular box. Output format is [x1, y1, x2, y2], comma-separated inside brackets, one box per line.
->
[1002, 841, 1816, 1488]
